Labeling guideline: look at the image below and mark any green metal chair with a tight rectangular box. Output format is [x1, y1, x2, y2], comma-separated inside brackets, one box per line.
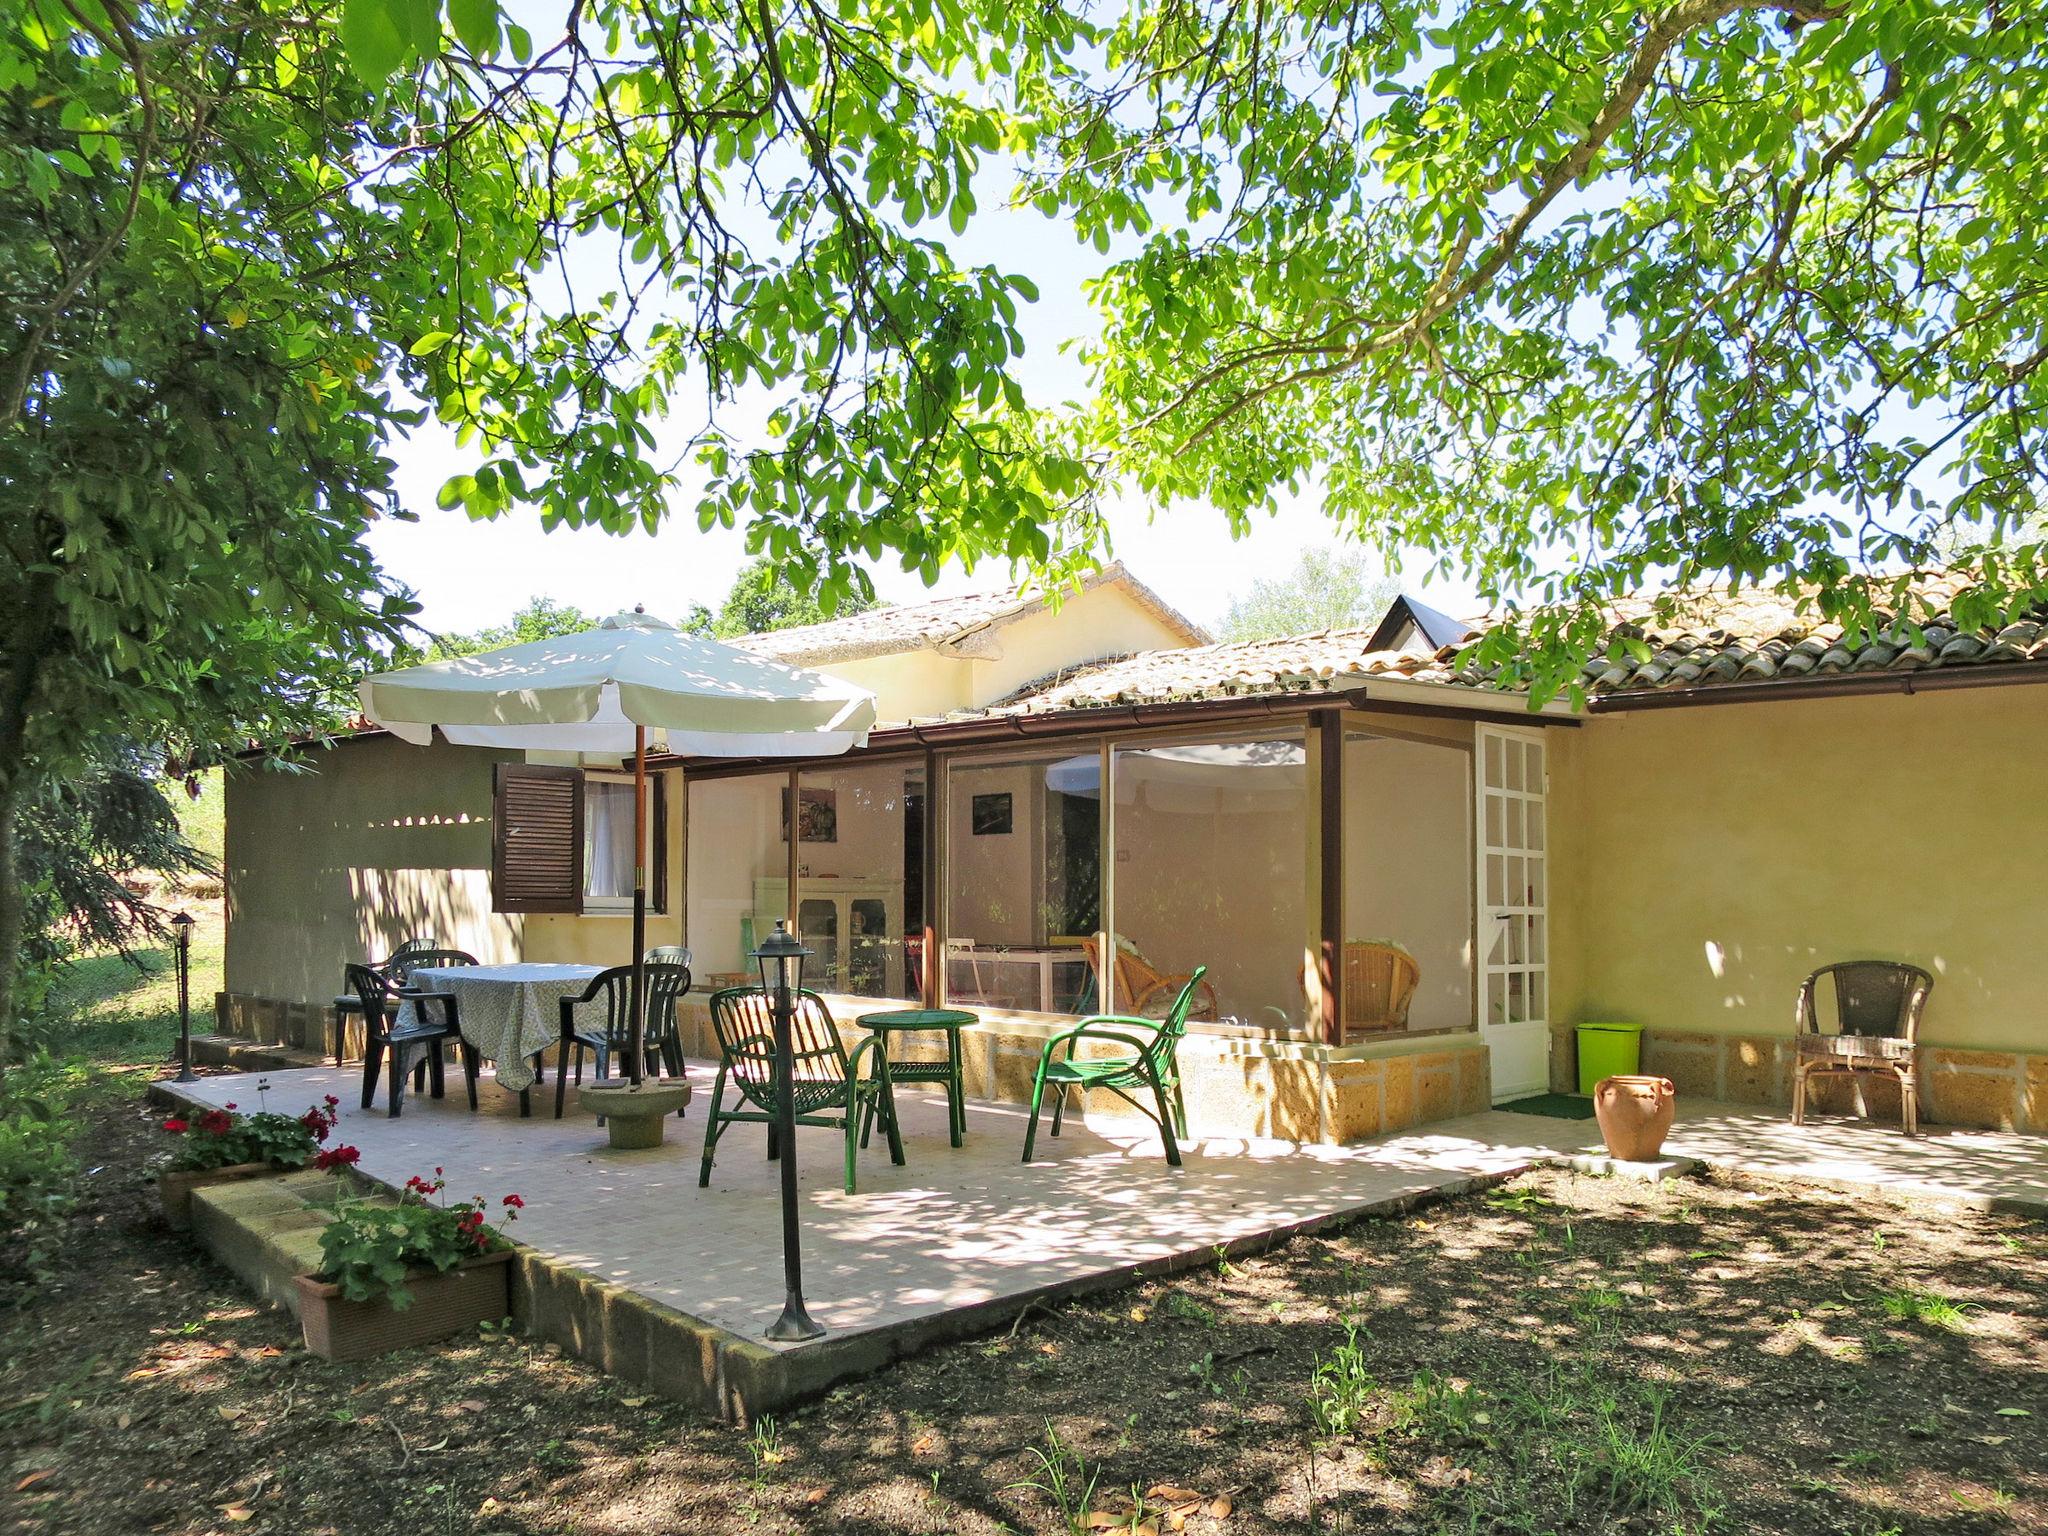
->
[699, 987, 902, 1194]
[1021, 966, 1204, 1167]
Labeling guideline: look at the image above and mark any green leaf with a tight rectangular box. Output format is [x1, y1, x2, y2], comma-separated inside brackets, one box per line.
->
[339, 0, 408, 82]
[447, 0, 498, 55]
[398, 0, 443, 57]
[409, 331, 454, 356]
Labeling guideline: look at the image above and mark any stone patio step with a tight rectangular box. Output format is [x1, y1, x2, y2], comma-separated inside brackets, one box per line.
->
[190, 1169, 357, 1315]
[179, 1156, 808, 1420]
[186, 1034, 328, 1073]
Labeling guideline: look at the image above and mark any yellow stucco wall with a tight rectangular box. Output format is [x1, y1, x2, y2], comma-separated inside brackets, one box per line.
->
[965, 582, 1202, 708]
[520, 766, 688, 968]
[803, 580, 1204, 725]
[223, 736, 523, 1006]
[1554, 686, 2048, 1054]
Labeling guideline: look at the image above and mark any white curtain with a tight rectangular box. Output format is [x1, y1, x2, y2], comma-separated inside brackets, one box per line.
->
[584, 781, 637, 898]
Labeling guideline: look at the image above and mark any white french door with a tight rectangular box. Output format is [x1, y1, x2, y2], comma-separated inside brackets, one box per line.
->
[1476, 725, 1550, 1101]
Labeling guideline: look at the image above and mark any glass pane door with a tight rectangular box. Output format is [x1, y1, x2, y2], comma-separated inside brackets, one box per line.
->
[1477, 726, 1549, 1100]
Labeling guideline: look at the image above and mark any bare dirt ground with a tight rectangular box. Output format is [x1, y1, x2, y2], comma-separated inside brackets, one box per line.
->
[4, 1090, 2043, 1536]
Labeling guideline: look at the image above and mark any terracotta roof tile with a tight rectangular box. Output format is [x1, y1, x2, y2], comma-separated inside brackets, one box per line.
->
[1576, 570, 2048, 696]
[735, 562, 1208, 665]
[968, 627, 1476, 719]
[958, 568, 2048, 724]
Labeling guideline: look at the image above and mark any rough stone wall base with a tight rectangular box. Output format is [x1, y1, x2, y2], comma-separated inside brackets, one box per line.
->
[678, 997, 1491, 1145]
[215, 991, 350, 1061]
[1548, 1021, 2044, 1134]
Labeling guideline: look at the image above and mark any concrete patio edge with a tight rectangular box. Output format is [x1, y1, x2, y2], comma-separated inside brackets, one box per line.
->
[147, 1078, 2045, 1423]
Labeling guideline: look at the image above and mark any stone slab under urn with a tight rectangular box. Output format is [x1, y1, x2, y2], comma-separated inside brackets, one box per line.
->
[1566, 1151, 1702, 1183]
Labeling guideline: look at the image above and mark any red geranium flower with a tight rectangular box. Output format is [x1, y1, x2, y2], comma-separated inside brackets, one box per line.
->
[314, 1145, 361, 1171]
[224, 1102, 237, 1110]
[502, 1194, 525, 1209]
[161, 1117, 188, 1134]
[324, 1095, 339, 1108]
[198, 1109, 233, 1136]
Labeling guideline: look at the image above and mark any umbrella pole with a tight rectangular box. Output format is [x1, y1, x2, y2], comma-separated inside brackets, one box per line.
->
[630, 725, 647, 1087]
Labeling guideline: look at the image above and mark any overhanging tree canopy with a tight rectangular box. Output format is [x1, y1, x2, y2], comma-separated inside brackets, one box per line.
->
[1051, 0, 2048, 690]
[7, 0, 2048, 1037]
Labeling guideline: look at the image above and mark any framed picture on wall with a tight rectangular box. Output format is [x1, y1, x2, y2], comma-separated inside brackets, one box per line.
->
[780, 787, 838, 843]
[971, 791, 1013, 835]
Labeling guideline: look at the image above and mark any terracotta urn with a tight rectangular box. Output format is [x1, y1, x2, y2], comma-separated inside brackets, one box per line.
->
[1592, 1075, 1676, 1163]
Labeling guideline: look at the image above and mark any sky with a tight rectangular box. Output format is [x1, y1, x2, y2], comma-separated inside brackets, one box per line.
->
[363, 470, 1480, 639]
[360, 18, 1486, 642]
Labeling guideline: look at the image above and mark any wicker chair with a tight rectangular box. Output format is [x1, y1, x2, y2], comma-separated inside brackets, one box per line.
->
[1342, 941, 1420, 1042]
[698, 988, 899, 1193]
[1077, 935, 1219, 1021]
[1791, 961, 1933, 1136]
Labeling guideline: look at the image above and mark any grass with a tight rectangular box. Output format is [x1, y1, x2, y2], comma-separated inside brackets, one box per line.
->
[41, 899, 223, 1071]
[1878, 1285, 1975, 1333]
[1009, 1419, 1101, 1535]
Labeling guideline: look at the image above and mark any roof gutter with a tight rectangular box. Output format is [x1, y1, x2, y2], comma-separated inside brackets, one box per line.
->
[653, 679, 1580, 772]
[1346, 675, 1580, 722]
[1587, 660, 2048, 712]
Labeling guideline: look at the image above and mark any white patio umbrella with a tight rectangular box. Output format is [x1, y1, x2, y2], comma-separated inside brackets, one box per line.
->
[358, 609, 876, 1083]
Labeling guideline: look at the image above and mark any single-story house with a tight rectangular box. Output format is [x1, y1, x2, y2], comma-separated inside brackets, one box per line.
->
[218, 565, 2048, 1140]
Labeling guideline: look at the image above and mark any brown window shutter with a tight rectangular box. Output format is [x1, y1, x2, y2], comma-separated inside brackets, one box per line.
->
[492, 764, 585, 913]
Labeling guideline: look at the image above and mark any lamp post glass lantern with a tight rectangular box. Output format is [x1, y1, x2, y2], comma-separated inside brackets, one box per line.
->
[171, 911, 197, 1083]
[753, 920, 825, 1342]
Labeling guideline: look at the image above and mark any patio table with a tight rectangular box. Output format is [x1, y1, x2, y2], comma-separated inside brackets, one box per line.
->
[855, 1008, 977, 1149]
[405, 963, 606, 1095]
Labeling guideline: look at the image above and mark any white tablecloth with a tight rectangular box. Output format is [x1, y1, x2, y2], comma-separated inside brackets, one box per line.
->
[406, 964, 607, 1094]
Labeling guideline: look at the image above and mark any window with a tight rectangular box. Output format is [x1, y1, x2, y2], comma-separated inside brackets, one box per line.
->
[684, 772, 785, 986]
[1110, 732, 1309, 1029]
[943, 749, 1099, 1016]
[1344, 727, 1475, 1035]
[487, 763, 667, 917]
[793, 759, 923, 1002]
[581, 777, 640, 909]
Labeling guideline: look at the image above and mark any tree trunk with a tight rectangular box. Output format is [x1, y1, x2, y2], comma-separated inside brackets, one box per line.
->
[0, 781, 20, 1075]
[0, 564, 58, 1076]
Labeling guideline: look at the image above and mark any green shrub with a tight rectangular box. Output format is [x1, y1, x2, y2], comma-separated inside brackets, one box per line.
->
[0, 1110, 77, 1236]
[315, 1172, 522, 1309]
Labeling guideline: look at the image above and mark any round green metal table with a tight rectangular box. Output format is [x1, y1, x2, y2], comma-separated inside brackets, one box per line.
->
[854, 1008, 976, 1148]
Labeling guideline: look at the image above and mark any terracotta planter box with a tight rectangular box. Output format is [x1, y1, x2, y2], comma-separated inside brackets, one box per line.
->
[293, 1250, 514, 1361]
[158, 1162, 274, 1231]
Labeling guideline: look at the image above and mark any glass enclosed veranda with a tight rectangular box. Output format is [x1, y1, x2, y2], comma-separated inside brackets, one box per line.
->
[675, 708, 1550, 1060]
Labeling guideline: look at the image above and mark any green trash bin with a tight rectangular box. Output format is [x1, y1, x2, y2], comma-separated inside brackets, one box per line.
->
[1575, 1022, 1643, 1096]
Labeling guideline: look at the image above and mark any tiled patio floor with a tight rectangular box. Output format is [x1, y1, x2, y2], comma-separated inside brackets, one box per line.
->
[159, 1064, 2047, 1409]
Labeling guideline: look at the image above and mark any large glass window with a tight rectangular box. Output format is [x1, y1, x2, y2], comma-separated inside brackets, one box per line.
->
[683, 773, 785, 990]
[1343, 727, 1475, 1036]
[790, 759, 923, 1002]
[943, 749, 1099, 1015]
[583, 778, 638, 904]
[1110, 733, 1309, 1029]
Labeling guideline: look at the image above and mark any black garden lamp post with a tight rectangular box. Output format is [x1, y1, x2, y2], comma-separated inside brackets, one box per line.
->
[753, 920, 824, 1342]
[171, 911, 197, 1083]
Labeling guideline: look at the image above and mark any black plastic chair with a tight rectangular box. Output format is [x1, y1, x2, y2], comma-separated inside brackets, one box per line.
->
[548, 963, 693, 1118]
[349, 953, 481, 1117]
[329, 935, 437, 1062]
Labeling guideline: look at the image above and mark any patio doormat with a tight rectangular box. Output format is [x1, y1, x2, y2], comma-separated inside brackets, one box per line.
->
[1497, 1093, 1597, 1120]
